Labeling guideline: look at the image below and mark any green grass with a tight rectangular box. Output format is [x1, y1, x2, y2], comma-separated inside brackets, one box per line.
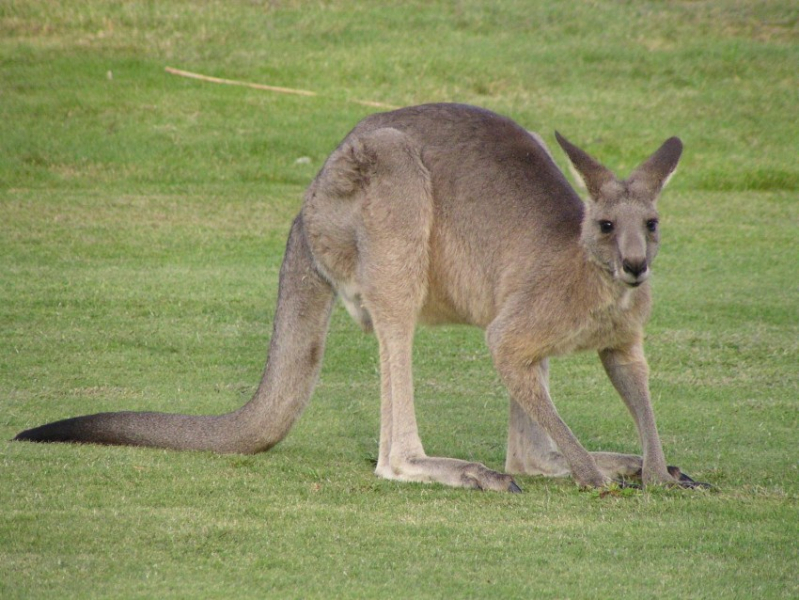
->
[2, 1, 798, 598]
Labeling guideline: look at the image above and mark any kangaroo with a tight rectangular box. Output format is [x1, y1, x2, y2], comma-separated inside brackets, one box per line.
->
[14, 103, 705, 491]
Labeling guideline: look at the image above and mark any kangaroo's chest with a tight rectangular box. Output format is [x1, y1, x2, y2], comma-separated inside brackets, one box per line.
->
[555, 288, 646, 355]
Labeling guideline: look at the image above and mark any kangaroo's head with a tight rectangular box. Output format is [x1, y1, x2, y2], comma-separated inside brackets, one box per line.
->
[555, 133, 682, 288]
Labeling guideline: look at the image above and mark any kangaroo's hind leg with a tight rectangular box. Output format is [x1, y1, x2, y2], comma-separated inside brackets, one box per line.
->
[339, 127, 518, 492]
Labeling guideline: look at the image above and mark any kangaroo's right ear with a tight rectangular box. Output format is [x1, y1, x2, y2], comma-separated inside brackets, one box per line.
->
[628, 137, 683, 196]
[555, 132, 615, 200]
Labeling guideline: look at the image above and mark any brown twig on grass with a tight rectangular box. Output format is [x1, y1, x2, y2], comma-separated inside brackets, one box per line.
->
[165, 66, 317, 96]
[164, 66, 397, 109]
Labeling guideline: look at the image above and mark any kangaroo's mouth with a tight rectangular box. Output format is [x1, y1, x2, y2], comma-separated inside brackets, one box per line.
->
[620, 272, 650, 288]
[615, 267, 649, 288]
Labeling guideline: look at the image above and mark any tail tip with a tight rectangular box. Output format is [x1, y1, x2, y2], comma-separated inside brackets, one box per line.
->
[12, 419, 84, 444]
[13, 426, 49, 443]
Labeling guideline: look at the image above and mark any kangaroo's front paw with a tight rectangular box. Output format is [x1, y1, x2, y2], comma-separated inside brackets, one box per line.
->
[640, 466, 712, 489]
[461, 464, 522, 493]
[570, 464, 612, 489]
[667, 465, 714, 490]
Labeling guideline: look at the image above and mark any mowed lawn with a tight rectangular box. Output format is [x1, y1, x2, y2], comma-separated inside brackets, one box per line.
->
[1, 1, 797, 598]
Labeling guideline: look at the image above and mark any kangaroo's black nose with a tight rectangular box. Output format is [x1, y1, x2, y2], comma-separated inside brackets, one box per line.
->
[622, 259, 648, 277]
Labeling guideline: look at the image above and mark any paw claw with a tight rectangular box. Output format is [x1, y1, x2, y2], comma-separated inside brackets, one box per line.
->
[668, 465, 713, 490]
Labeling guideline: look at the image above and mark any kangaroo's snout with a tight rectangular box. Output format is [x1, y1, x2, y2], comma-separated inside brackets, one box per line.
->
[622, 258, 648, 278]
[620, 257, 649, 287]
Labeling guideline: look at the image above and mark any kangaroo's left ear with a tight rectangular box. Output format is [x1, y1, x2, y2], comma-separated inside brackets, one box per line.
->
[555, 132, 616, 200]
[628, 137, 683, 196]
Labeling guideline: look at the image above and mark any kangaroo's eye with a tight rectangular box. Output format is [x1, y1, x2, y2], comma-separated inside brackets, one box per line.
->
[646, 219, 659, 233]
[598, 220, 614, 234]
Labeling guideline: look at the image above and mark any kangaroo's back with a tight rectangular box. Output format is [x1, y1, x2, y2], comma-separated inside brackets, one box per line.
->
[354, 104, 585, 233]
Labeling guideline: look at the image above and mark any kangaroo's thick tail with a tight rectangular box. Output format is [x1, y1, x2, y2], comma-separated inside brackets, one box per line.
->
[13, 214, 336, 454]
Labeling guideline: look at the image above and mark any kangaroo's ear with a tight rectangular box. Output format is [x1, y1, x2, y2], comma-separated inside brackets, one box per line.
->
[555, 132, 615, 200]
[628, 137, 683, 196]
